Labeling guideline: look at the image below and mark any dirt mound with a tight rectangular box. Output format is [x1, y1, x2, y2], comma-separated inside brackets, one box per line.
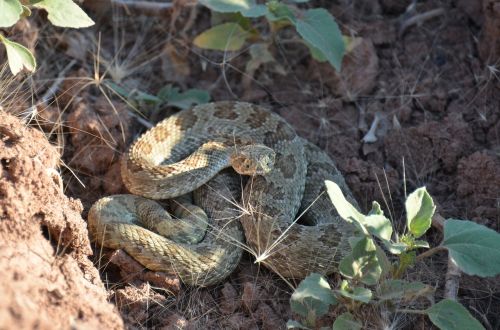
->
[0, 111, 123, 329]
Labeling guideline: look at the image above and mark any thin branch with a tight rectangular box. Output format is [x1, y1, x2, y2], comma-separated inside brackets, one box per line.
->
[431, 212, 462, 302]
[38, 59, 78, 105]
[110, 0, 175, 16]
[415, 246, 445, 262]
[444, 257, 461, 300]
[399, 8, 445, 37]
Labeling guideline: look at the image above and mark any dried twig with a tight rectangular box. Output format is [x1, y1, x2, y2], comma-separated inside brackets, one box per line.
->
[38, 59, 77, 105]
[399, 8, 445, 37]
[361, 112, 383, 143]
[110, 0, 174, 16]
[432, 213, 461, 302]
[23, 59, 77, 124]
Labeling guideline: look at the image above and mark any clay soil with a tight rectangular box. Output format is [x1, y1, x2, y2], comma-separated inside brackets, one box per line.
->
[0, 0, 499, 329]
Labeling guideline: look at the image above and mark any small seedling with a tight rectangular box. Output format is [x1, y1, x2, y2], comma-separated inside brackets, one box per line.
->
[287, 182, 500, 330]
[194, 0, 345, 74]
[107, 82, 211, 111]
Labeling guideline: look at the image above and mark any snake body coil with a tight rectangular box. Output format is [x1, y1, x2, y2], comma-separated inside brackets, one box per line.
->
[88, 101, 357, 286]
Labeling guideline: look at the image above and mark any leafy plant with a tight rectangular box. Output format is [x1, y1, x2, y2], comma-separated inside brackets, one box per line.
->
[0, 0, 94, 75]
[107, 81, 211, 111]
[195, 0, 345, 72]
[287, 182, 500, 329]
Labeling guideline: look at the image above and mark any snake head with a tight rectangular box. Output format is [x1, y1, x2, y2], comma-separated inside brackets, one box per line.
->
[230, 145, 275, 176]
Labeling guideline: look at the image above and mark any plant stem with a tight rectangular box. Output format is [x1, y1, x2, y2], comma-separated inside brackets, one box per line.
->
[415, 246, 446, 262]
[396, 308, 427, 315]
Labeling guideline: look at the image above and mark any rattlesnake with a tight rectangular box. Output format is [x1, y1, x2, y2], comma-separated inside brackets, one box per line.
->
[88, 101, 357, 286]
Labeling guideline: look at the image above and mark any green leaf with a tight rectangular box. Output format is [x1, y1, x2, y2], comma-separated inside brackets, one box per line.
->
[336, 286, 372, 303]
[413, 240, 430, 249]
[295, 8, 344, 71]
[211, 11, 253, 30]
[381, 240, 408, 255]
[32, 0, 94, 28]
[0, 0, 23, 27]
[158, 85, 210, 110]
[193, 22, 251, 51]
[305, 42, 327, 62]
[405, 187, 435, 238]
[398, 234, 429, 251]
[368, 201, 384, 216]
[377, 280, 432, 302]
[286, 320, 310, 329]
[266, 1, 296, 23]
[362, 214, 393, 241]
[199, 0, 267, 17]
[105, 81, 130, 98]
[332, 312, 362, 330]
[134, 91, 162, 103]
[425, 299, 485, 330]
[339, 236, 382, 285]
[325, 180, 367, 233]
[0, 36, 36, 75]
[442, 219, 500, 277]
[290, 273, 337, 319]
[21, 4, 32, 17]
[375, 244, 391, 277]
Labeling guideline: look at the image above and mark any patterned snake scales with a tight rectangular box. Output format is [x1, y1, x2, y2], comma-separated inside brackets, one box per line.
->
[88, 101, 357, 286]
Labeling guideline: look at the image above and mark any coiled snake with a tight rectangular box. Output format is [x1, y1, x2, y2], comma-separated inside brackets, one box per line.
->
[88, 101, 357, 286]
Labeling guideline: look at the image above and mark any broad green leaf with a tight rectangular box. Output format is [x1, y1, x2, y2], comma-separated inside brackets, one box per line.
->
[0, 0, 23, 27]
[325, 181, 367, 233]
[443, 219, 500, 277]
[305, 42, 327, 62]
[290, 273, 337, 318]
[362, 214, 393, 241]
[336, 286, 372, 303]
[193, 23, 250, 51]
[211, 11, 253, 30]
[0, 36, 36, 75]
[295, 8, 344, 71]
[158, 85, 210, 110]
[405, 187, 435, 238]
[375, 244, 391, 277]
[134, 91, 161, 103]
[382, 240, 408, 255]
[332, 312, 362, 330]
[346, 236, 365, 250]
[286, 320, 310, 329]
[32, 0, 94, 28]
[306, 36, 352, 64]
[425, 299, 485, 330]
[377, 280, 432, 302]
[168, 89, 210, 109]
[339, 236, 382, 285]
[105, 81, 130, 98]
[199, 0, 267, 17]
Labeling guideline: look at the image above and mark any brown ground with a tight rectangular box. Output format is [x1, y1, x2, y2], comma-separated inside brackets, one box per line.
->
[0, 0, 499, 329]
